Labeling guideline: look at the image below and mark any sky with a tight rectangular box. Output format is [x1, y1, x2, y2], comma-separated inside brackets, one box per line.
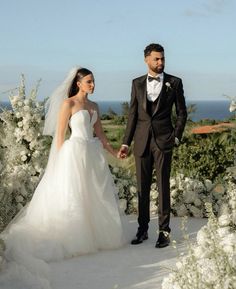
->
[0, 0, 236, 102]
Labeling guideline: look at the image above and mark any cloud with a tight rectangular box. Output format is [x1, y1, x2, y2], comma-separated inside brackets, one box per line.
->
[184, 0, 232, 17]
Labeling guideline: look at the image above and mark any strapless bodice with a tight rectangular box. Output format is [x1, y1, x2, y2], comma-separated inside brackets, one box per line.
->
[69, 110, 97, 140]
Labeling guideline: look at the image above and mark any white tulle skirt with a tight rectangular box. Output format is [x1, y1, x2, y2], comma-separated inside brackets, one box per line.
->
[0, 137, 126, 289]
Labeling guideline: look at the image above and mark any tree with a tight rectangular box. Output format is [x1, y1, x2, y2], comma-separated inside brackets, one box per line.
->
[121, 101, 129, 118]
[107, 107, 117, 118]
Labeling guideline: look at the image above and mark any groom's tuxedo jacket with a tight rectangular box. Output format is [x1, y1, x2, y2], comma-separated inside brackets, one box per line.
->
[123, 73, 187, 156]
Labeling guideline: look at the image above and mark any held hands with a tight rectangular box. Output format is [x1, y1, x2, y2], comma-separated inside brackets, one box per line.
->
[117, 145, 128, 159]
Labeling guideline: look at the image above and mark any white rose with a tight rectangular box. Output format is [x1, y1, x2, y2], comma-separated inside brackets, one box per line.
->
[129, 186, 137, 194]
[218, 214, 231, 227]
[21, 155, 27, 162]
[17, 101, 23, 107]
[112, 167, 119, 174]
[10, 95, 21, 104]
[220, 233, 236, 247]
[17, 121, 23, 127]
[16, 112, 21, 118]
[222, 245, 234, 254]
[170, 178, 176, 188]
[23, 105, 30, 112]
[24, 99, 30, 105]
[217, 226, 230, 238]
[150, 189, 157, 200]
[171, 189, 179, 198]
[204, 179, 213, 191]
[131, 197, 138, 207]
[123, 180, 129, 186]
[229, 199, 236, 209]
[198, 258, 218, 284]
[175, 261, 183, 269]
[151, 183, 157, 190]
[150, 201, 157, 215]
[197, 227, 209, 246]
[194, 246, 208, 259]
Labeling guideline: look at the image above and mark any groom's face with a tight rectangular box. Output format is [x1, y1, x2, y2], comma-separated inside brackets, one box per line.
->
[145, 51, 165, 74]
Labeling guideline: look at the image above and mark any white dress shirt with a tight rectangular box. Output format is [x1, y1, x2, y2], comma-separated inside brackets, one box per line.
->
[146, 73, 164, 102]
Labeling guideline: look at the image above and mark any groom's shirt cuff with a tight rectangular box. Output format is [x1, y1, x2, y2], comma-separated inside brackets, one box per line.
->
[122, 144, 129, 148]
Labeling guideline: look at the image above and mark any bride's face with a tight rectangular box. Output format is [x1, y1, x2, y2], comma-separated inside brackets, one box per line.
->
[77, 74, 95, 94]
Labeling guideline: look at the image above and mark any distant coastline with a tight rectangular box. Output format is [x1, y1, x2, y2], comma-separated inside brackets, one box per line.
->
[0, 100, 232, 122]
[100, 100, 233, 121]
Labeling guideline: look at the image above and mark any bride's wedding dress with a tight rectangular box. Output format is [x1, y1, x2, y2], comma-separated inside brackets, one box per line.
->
[0, 109, 126, 289]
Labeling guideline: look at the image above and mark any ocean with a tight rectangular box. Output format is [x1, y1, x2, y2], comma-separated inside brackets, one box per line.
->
[88, 100, 233, 121]
[0, 100, 233, 122]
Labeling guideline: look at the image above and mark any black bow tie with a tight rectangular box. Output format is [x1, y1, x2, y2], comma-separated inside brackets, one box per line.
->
[148, 76, 160, 82]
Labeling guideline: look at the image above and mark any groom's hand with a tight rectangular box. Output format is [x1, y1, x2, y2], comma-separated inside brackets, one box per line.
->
[117, 145, 128, 159]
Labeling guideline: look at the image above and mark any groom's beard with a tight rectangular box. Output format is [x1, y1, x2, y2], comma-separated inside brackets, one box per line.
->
[156, 66, 164, 74]
[152, 65, 164, 74]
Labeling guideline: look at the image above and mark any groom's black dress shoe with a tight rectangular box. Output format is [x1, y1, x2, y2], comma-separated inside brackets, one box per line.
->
[155, 231, 170, 248]
[131, 231, 148, 245]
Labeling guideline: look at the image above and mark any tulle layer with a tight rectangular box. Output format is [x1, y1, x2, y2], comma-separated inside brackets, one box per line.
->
[0, 137, 125, 289]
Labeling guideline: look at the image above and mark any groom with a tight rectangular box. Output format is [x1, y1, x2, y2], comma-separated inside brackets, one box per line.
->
[118, 43, 187, 248]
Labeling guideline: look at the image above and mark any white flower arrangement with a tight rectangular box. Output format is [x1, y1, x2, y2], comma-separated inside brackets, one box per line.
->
[0, 75, 51, 230]
[162, 176, 236, 289]
[229, 100, 236, 113]
[224, 94, 236, 113]
[109, 165, 229, 218]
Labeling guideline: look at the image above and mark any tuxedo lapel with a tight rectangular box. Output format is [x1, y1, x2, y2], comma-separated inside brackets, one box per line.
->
[137, 75, 148, 112]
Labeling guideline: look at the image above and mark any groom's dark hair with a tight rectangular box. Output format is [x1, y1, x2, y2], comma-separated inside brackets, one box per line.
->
[144, 43, 164, 57]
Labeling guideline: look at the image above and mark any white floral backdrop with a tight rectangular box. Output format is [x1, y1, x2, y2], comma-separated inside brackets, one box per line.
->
[162, 176, 236, 289]
[0, 76, 51, 231]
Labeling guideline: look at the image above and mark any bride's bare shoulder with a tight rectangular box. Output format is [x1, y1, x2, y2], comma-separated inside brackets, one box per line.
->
[59, 98, 75, 115]
[62, 98, 75, 108]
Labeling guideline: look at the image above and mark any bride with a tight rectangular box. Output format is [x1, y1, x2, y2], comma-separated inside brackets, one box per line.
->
[0, 67, 126, 289]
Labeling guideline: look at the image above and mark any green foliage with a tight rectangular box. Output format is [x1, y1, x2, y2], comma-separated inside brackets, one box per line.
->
[102, 120, 125, 149]
[102, 102, 235, 181]
[172, 131, 234, 181]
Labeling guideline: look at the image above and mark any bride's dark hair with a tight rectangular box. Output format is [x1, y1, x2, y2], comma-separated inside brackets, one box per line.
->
[68, 68, 93, 98]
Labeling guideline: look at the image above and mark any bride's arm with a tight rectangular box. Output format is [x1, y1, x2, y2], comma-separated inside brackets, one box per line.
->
[93, 104, 118, 157]
[56, 100, 71, 150]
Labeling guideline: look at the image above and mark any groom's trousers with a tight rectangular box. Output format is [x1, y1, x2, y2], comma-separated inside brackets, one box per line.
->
[135, 136, 172, 234]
